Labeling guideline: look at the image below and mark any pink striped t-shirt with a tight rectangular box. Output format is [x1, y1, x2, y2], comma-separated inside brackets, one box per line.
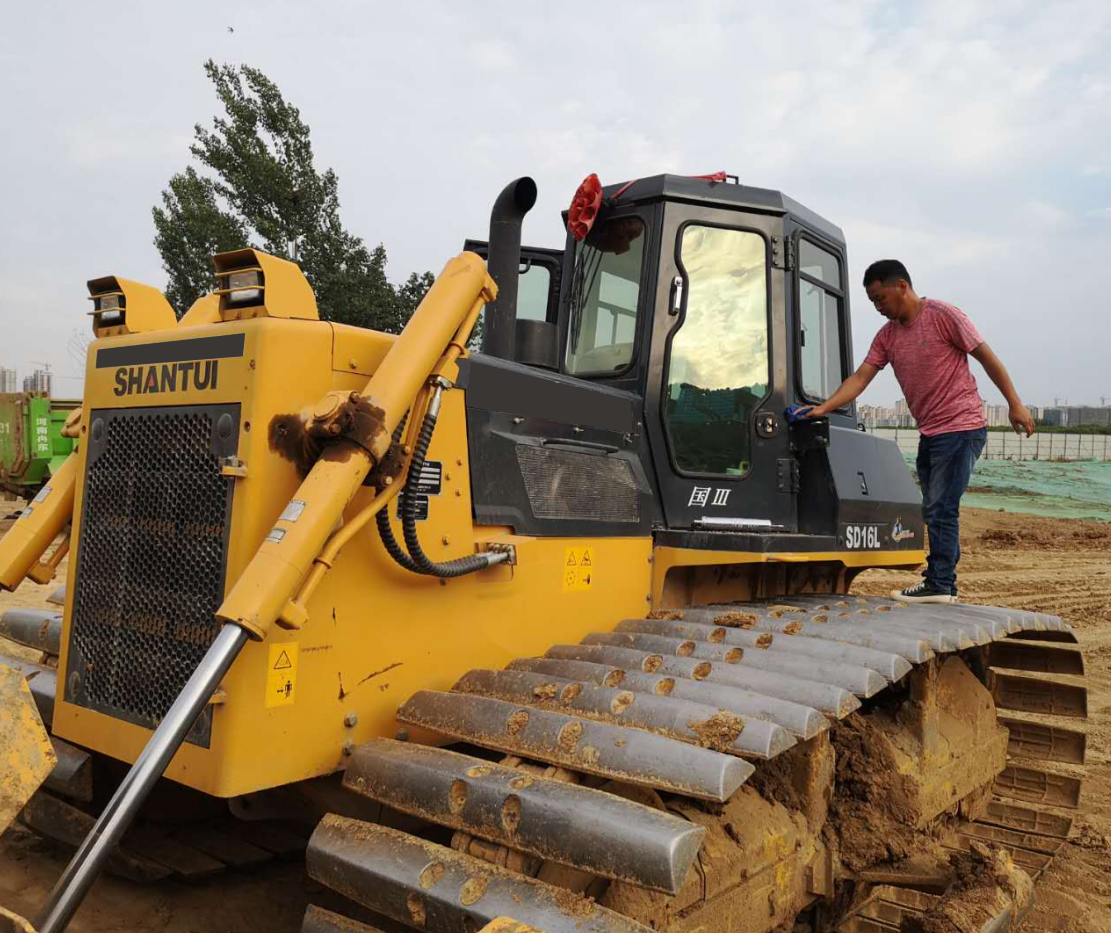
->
[864, 299, 987, 437]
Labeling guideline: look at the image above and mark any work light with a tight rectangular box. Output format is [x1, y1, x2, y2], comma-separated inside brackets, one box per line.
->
[225, 270, 263, 305]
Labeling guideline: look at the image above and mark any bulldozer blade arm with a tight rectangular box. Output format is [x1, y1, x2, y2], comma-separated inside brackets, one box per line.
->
[306, 815, 653, 933]
[0, 663, 56, 833]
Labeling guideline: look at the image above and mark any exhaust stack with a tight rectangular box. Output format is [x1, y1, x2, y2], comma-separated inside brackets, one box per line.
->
[481, 176, 537, 360]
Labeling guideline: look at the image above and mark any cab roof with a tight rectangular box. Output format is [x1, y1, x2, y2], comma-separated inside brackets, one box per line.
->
[600, 173, 844, 246]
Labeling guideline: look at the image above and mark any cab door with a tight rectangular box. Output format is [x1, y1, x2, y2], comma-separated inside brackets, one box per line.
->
[644, 203, 796, 532]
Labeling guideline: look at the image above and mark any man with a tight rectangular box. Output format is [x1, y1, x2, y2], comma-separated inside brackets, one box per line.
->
[806, 260, 1034, 604]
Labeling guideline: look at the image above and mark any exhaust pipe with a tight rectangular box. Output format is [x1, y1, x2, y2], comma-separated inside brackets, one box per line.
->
[481, 176, 537, 361]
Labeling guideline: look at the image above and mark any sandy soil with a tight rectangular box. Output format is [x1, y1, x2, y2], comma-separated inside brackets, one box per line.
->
[1, 501, 1109, 932]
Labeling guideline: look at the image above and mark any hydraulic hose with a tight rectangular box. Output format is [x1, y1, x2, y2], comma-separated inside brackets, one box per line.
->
[376, 507, 423, 573]
[394, 385, 504, 578]
[376, 413, 423, 573]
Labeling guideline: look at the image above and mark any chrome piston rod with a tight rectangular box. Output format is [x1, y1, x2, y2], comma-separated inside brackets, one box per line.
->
[34, 623, 250, 933]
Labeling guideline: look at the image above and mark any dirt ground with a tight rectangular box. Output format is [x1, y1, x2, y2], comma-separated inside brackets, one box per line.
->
[1, 501, 1109, 932]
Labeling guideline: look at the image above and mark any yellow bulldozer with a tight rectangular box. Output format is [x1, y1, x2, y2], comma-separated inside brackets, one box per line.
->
[0, 173, 1088, 933]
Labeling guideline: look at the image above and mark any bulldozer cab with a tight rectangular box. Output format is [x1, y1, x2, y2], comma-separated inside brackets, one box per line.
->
[466, 174, 879, 539]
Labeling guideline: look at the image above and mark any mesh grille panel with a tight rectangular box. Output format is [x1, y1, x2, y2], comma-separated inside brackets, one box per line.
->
[68, 406, 236, 743]
[515, 444, 639, 523]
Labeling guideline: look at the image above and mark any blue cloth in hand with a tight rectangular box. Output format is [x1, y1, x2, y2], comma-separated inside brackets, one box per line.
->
[784, 405, 815, 424]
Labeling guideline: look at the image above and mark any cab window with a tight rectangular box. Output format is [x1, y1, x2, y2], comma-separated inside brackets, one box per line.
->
[797, 239, 846, 402]
[565, 216, 646, 375]
[665, 226, 769, 475]
[516, 262, 552, 322]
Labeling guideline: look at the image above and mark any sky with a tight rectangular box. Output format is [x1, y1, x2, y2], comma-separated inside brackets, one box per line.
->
[2, 0, 1108, 407]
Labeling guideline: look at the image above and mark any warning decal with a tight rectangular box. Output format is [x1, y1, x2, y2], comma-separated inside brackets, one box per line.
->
[562, 547, 595, 592]
[266, 642, 299, 708]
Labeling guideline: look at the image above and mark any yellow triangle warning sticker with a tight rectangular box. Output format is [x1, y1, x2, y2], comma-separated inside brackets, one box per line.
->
[266, 642, 299, 708]
[562, 547, 596, 592]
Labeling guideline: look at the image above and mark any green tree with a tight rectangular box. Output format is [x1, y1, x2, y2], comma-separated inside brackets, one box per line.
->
[153, 61, 430, 328]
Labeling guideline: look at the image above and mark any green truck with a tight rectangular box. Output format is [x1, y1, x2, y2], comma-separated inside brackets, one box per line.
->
[0, 393, 80, 500]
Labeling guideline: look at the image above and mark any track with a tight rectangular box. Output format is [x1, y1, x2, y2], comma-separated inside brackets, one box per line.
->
[302, 596, 1089, 933]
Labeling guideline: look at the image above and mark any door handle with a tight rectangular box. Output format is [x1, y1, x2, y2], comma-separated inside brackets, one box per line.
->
[669, 275, 684, 316]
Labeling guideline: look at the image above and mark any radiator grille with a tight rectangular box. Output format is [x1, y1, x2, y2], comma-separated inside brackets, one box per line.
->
[67, 405, 237, 745]
[515, 444, 639, 523]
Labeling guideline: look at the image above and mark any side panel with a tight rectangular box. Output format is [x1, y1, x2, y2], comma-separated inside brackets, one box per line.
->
[797, 426, 924, 550]
[461, 355, 661, 537]
[206, 380, 653, 796]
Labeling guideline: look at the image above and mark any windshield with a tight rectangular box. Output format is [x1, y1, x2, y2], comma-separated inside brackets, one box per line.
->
[665, 225, 769, 475]
[565, 216, 646, 375]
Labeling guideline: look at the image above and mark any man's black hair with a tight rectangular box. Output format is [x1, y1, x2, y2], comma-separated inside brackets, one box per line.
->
[863, 259, 912, 289]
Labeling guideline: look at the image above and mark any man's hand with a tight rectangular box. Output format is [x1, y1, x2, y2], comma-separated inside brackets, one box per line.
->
[971, 344, 1035, 437]
[1009, 403, 1035, 437]
[785, 405, 818, 423]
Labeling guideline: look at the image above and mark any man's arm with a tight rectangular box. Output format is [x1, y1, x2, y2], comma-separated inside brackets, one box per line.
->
[808, 362, 880, 417]
[969, 343, 1035, 437]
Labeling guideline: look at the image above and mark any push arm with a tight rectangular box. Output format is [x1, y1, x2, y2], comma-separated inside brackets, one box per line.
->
[0, 449, 78, 592]
[970, 343, 1034, 436]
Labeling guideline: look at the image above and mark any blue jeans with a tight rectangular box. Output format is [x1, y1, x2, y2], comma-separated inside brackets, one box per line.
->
[916, 428, 987, 595]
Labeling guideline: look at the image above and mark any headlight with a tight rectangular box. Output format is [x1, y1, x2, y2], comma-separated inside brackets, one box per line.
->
[90, 291, 125, 328]
[226, 270, 263, 305]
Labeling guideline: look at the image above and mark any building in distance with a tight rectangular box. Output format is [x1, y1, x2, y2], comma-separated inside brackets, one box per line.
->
[23, 369, 53, 397]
